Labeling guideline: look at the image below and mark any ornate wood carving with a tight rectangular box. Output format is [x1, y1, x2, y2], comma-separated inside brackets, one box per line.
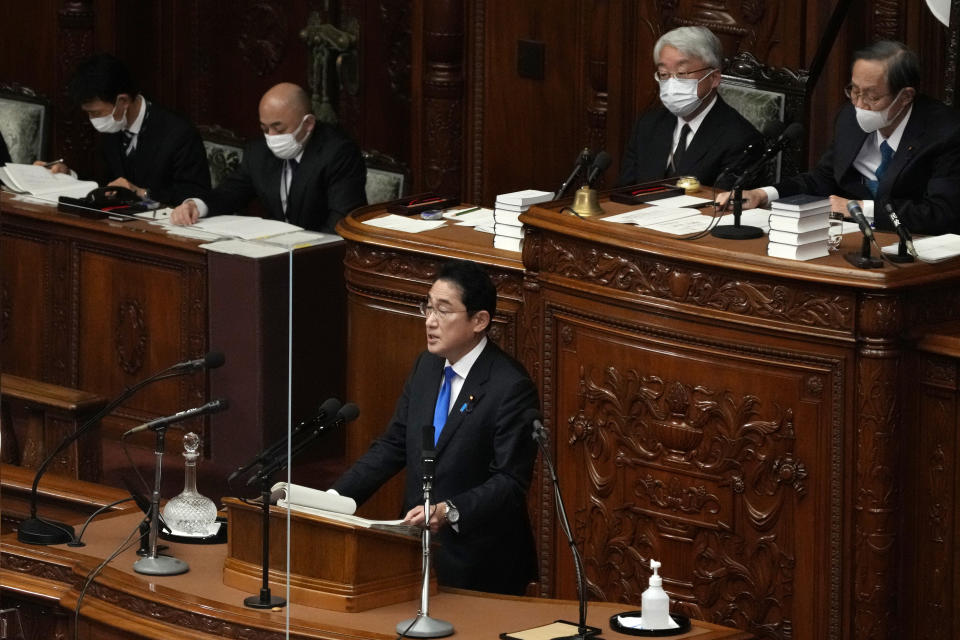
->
[420, 0, 465, 196]
[380, 0, 412, 104]
[585, 1, 610, 158]
[655, 0, 783, 60]
[115, 299, 148, 375]
[467, 0, 486, 202]
[869, 0, 904, 42]
[56, 1, 95, 174]
[540, 235, 853, 331]
[238, 1, 288, 77]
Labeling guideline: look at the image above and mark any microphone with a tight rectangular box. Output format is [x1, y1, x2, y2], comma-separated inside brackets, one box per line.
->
[247, 402, 360, 485]
[526, 408, 594, 639]
[555, 147, 593, 199]
[731, 122, 803, 190]
[585, 150, 612, 187]
[124, 398, 229, 435]
[847, 200, 874, 240]
[172, 351, 226, 371]
[884, 203, 918, 258]
[227, 397, 342, 483]
[421, 425, 437, 483]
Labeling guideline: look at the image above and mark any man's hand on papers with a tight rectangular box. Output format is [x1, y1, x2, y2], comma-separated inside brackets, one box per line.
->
[403, 502, 447, 533]
[171, 199, 200, 226]
[33, 160, 70, 175]
[717, 188, 768, 211]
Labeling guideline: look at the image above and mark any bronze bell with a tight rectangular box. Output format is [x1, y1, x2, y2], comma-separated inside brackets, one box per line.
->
[571, 186, 604, 217]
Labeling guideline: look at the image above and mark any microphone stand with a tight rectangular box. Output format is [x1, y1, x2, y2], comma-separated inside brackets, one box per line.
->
[534, 423, 600, 640]
[844, 233, 883, 269]
[243, 473, 286, 609]
[711, 176, 763, 240]
[397, 432, 453, 638]
[132, 422, 189, 575]
[18, 365, 190, 545]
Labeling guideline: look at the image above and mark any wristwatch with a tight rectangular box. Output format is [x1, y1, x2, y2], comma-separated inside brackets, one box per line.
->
[444, 500, 459, 525]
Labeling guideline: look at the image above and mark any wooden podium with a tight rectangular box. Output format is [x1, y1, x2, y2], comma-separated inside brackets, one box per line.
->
[222, 497, 434, 612]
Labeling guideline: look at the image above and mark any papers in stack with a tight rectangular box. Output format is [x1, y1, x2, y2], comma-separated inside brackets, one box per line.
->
[0, 163, 98, 199]
[270, 482, 419, 536]
[767, 195, 831, 260]
[882, 233, 960, 263]
[493, 189, 553, 252]
[363, 213, 447, 233]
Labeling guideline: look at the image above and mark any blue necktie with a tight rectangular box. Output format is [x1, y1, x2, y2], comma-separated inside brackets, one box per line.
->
[867, 140, 894, 196]
[432, 366, 457, 445]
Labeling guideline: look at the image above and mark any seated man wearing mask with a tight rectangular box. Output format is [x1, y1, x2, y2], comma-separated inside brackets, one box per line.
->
[171, 83, 366, 233]
[722, 41, 960, 236]
[617, 26, 762, 189]
[39, 53, 210, 205]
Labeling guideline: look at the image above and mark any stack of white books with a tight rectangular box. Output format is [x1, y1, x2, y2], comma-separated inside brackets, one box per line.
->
[767, 194, 831, 260]
[493, 189, 553, 252]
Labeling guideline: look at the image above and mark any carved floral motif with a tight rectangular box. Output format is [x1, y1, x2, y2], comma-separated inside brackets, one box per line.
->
[541, 237, 853, 331]
[238, 2, 288, 77]
[115, 299, 148, 375]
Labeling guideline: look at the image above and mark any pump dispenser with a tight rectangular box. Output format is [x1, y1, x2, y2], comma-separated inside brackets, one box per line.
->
[641, 559, 671, 629]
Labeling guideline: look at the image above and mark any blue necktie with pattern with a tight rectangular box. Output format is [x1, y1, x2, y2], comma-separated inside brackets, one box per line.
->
[432, 366, 457, 445]
[867, 140, 894, 196]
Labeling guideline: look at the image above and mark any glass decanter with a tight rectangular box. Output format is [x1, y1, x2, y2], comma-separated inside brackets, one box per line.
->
[162, 432, 217, 535]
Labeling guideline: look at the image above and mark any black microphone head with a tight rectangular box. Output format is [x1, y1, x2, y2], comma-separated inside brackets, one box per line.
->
[204, 351, 226, 369]
[781, 122, 804, 143]
[577, 147, 593, 164]
[592, 150, 612, 172]
[211, 397, 229, 411]
[520, 407, 542, 427]
[318, 397, 342, 419]
[846, 199, 862, 215]
[336, 402, 360, 423]
[421, 424, 436, 451]
[761, 120, 785, 139]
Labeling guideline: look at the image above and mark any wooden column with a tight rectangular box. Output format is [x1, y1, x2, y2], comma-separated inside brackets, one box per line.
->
[55, 1, 96, 174]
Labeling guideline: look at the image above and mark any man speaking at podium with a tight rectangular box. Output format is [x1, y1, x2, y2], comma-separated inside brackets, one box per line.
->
[332, 260, 540, 596]
[722, 41, 960, 235]
[617, 26, 762, 189]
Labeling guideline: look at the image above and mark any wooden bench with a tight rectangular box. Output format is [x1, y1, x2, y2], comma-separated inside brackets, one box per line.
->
[1, 373, 106, 481]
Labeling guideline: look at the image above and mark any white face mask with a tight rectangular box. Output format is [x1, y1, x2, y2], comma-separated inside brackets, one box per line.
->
[264, 115, 310, 160]
[855, 89, 905, 133]
[658, 70, 715, 118]
[89, 102, 127, 134]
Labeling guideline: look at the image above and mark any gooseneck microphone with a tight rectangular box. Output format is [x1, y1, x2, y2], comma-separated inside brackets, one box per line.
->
[123, 398, 229, 435]
[730, 122, 804, 191]
[585, 150, 612, 187]
[18, 350, 227, 546]
[555, 148, 593, 199]
[227, 397, 342, 483]
[526, 408, 597, 640]
[884, 202, 918, 260]
[844, 200, 884, 269]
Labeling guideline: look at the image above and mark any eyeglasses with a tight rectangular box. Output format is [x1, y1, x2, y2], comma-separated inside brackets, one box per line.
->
[654, 67, 712, 82]
[418, 301, 467, 322]
[844, 84, 891, 109]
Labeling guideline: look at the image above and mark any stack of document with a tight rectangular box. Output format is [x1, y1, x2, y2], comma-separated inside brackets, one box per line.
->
[767, 194, 831, 260]
[0, 163, 98, 199]
[493, 189, 553, 252]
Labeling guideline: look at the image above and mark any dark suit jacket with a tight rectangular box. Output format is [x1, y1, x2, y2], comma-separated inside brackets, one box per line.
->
[0, 131, 10, 165]
[99, 101, 210, 205]
[204, 123, 367, 233]
[775, 95, 960, 235]
[333, 340, 539, 595]
[617, 94, 763, 189]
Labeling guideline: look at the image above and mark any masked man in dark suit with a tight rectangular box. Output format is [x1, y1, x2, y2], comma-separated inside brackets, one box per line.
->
[617, 26, 762, 189]
[332, 260, 540, 596]
[724, 40, 960, 236]
[38, 53, 210, 205]
[171, 82, 366, 233]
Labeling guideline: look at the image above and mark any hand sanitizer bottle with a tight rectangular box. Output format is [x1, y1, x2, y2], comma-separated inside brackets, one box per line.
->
[641, 559, 671, 629]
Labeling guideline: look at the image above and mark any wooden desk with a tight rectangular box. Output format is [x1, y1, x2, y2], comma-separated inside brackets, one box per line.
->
[0, 192, 347, 500]
[0, 510, 752, 639]
[336, 196, 960, 640]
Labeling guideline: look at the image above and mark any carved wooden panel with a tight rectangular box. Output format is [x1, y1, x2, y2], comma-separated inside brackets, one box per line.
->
[542, 303, 839, 640]
[0, 232, 49, 381]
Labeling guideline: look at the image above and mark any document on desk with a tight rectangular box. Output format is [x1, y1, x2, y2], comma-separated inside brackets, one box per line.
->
[648, 194, 714, 208]
[0, 163, 98, 198]
[444, 207, 496, 227]
[363, 213, 448, 233]
[199, 239, 289, 258]
[882, 233, 960, 263]
[604, 206, 702, 232]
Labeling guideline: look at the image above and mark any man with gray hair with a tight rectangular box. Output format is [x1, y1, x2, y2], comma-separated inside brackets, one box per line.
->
[617, 26, 762, 188]
[725, 40, 960, 235]
[171, 82, 366, 233]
